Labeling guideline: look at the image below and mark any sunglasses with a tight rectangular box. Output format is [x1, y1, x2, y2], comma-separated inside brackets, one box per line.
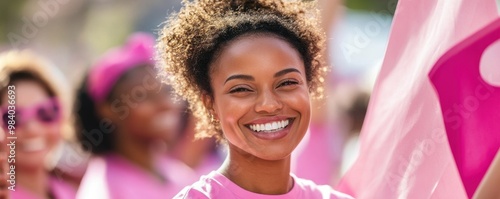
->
[1, 97, 61, 130]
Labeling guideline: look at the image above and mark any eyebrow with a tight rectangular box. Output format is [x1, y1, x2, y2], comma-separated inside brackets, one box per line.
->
[224, 74, 254, 84]
[224, 68, 301, 84]
[274, 68, 301, 78]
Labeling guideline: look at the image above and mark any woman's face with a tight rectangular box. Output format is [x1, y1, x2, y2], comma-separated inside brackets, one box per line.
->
[207, 34, 311, 160]
[1, 81, 61, 170]
[107, 67, 183, 142]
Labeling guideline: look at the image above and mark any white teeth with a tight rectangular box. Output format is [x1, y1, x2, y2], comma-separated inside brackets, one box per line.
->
[22, 137, 47, 152]
[265, 124, 272, 131]
[272, 122, 278, 129]
[248, 119, 291, 133]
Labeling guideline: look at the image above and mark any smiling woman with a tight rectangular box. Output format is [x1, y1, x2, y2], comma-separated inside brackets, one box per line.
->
[157, 0, 353, 198]
[0, 50, 75, 199]
[208, 34, 311, 161]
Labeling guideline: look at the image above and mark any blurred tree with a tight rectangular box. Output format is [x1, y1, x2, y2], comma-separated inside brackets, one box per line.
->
[345, 0, 398, 14]
[0, 1, 27, 43]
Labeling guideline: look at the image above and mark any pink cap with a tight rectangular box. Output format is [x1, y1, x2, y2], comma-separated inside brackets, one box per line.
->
[87, 32, 156, 103]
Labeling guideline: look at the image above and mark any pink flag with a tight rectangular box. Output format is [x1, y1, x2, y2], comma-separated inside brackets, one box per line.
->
[337, 0, 499, 198]
[429, 18, 500, 198]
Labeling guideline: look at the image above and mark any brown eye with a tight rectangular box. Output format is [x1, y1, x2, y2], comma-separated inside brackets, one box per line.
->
[277, 80, 299, 88]
[229, 87, 252, 93]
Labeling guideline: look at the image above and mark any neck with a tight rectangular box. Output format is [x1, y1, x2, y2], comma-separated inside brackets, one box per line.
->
[218, 144, 293, 195]
[114, 133, 156, 175]
[18, 166, 50, 199]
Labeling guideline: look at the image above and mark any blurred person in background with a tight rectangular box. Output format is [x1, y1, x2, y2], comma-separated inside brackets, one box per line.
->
[340, 91, 369, 175]
[0, 50, 76, 199]
[169, 111, 225, 177]
[75, 33, 196, 199]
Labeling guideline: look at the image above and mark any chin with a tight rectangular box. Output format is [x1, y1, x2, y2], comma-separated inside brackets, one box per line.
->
[17, 155, 48, 170]
[254, 152, 292, 161]
[243, 142, 296, 161]
[16, 146, 52, 170]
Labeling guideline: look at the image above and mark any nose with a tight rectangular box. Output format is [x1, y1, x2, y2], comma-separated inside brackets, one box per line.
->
[21, 120, 45, 136]
[255, 90, 283, 114]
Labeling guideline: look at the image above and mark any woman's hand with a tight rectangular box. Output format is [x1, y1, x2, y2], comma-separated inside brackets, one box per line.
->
[0, 130, 10, 199]
[474, 149, 500, 199]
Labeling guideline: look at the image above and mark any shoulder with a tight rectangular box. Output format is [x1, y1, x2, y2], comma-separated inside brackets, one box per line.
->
[49, 176, 77, 199]
[173, 186, 210, 199]
[76, 157, 111, 199]
[173, 171, 226, 199]
[293, 176, 354, 199]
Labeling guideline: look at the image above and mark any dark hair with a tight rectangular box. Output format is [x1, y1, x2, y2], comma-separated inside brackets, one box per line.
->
[75, 74, 115, 155]
[74, 67, 142, 155]
[157, 0, 326, 140]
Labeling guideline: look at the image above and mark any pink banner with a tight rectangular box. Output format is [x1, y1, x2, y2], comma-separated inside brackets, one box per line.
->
[429, 18, 500, 198]
[337, 0, 499, 198]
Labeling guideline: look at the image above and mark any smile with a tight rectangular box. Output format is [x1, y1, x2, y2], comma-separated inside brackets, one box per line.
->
[248, 119, 291, 133]
[245, 118, 295, 140]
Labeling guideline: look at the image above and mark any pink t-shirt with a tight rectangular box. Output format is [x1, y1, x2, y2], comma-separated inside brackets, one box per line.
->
[174, 171, 354, 199]
[77, 153, 197, 199]
[11, 176, 76, 199]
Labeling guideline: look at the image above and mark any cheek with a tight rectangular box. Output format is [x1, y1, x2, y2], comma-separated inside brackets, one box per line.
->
[214, 97, 251, 139]
[283, 89, 311, 120]
[44, 123, 62, 144]
[297, 94, 311, 116]
[124, 104, 154, 125]
[283, 84, 310, 100]
[215, 97, 250, 127]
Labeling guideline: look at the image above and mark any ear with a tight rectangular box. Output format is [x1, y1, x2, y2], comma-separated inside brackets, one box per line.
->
[201, 93, 219, 120]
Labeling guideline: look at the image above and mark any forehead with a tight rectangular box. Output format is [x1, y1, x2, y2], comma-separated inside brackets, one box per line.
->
[222, 33, 300, 57]
[1, 80, 50, 108]
[211, 34, 305, 75]
[119, 67, 152, 84]
[113, 66, 156, 88]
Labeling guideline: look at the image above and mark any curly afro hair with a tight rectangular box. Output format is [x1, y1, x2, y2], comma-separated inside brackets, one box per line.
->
[156, 0, 326, 140]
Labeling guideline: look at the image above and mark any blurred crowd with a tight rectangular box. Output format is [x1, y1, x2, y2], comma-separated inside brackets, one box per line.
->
[0, 0, 396, 198]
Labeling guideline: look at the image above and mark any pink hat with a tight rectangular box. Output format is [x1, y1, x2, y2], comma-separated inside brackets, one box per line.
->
[87, 32, 156, 103]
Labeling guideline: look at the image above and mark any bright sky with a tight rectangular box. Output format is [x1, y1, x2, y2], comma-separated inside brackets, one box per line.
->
[497, 0, 500, 13]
